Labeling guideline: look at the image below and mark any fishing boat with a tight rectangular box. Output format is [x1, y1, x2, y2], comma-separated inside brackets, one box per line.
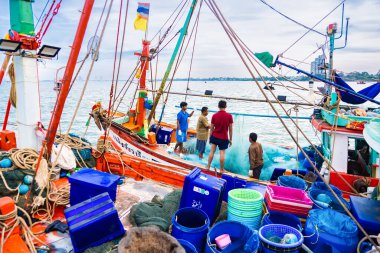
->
[357, 80, 366, 84]
[0, 0, 380, 252]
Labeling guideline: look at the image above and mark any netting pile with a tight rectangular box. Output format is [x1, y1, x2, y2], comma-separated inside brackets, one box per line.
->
[129, 190, 182, 231]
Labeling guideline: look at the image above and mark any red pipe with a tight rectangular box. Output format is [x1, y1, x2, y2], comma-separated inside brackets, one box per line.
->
[2, 99, 11, 131]
[45, 0, 95, 154]
[1, 55, 11, 130]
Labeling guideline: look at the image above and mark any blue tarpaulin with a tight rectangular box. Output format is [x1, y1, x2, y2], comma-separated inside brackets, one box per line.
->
[335, 73, 380, 104]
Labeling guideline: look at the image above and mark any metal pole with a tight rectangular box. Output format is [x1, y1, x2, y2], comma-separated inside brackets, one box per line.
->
[45, 0, 95, 154]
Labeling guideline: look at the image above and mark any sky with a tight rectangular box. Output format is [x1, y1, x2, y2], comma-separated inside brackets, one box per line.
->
[0, 0, 379, 81]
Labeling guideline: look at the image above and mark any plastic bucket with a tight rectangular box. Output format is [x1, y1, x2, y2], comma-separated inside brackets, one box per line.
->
[308, 189, 350, 213]
[205, 221, 259, 253]
[309, 182, 342, 196]
[259, 224, 303, 253]
[261, 211, 302, 231]
[172, 207, 210, 253]
[177, 239, 198, 253]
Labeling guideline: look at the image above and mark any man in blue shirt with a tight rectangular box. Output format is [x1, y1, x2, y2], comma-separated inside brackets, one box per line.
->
[174, 102, 194, 154]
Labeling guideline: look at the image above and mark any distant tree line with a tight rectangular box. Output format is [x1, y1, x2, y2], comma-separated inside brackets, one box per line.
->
[174, 71, 380, 82]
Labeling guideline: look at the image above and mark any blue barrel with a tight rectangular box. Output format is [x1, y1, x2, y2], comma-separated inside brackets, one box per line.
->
[259, 224, 303, 253]
[205, 221, 259, 253]
[261, 211, 302, 231]
[172, 207, 209, 253]
[177, 239, 198, 253]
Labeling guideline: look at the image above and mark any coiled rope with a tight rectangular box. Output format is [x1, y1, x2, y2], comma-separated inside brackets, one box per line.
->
[0, 205, 47, 253]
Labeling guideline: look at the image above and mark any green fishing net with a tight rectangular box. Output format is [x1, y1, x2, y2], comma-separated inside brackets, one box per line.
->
[129, 190, 182, 232]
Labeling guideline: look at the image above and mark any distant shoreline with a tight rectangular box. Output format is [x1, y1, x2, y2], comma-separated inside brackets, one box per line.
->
[31, 74, 380, 83]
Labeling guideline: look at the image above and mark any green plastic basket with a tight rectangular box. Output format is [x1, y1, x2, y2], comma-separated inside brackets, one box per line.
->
[228, 189, 263, 203]
[228, 205, 263, 218]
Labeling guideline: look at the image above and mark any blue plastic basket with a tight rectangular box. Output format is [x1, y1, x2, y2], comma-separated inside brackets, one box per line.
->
[259, 224, 303, 253]
[308, 188, 350, 213]
[277, 176, 308, 190]
[261, 211, 302, 232]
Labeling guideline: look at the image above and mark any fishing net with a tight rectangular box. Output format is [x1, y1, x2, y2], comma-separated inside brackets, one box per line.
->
[305, 209, 358, 240]
[129, 190, 182, 232]
[182, 118, 300, 180]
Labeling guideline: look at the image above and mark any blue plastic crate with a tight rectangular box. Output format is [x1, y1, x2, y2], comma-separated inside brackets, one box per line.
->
[64, 192, 125, 253]
[150, 124, 173, 144]
[350, 195, 380, 237]
[222, 174, 247, 202]
[69, 168, 120, 205]
[180, 168, 226, 222]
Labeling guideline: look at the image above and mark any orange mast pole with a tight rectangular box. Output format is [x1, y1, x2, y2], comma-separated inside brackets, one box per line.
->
[45, 0, 95, 154]
[135, 40, 150, 128]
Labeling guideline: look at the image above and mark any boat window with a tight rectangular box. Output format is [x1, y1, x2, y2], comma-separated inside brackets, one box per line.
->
[347, 137, 370, 176]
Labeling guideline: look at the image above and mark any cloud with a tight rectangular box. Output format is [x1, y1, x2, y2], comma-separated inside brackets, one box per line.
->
[0, 0, 379, 80]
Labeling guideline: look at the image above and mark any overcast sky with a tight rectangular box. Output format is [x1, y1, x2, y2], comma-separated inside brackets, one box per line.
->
[0, 0, 379, 80]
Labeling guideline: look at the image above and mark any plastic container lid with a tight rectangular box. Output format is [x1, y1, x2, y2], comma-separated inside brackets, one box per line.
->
[69, 168, 120, 188]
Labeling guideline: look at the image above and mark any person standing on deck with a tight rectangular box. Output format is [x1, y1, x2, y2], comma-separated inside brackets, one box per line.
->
[248, 132, 264, 179]
[206, 100, 233, 173]
[196, 107, 210, 159]
[174, 102, 194, 154]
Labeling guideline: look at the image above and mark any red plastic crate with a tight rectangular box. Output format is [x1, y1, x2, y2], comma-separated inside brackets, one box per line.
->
[265, 193, 310, 217]
[266, 185, 313, 208]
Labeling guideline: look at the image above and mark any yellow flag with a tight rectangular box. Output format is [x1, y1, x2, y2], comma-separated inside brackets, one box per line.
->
[134, 14, 148, 31]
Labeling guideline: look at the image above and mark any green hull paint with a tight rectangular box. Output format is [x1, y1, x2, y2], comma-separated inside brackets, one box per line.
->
[10, 0, 35, 36]
[321, 110, 380, 127]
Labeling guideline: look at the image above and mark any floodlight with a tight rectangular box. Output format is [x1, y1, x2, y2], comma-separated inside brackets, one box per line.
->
[0, 39, 22, 52]
[37, 45, 61, 58]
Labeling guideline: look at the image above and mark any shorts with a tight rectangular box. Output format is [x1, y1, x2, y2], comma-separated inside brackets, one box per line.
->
[176, 130, 187, 143]
[209, 135, 229, 151]
[251, 164, 263, 179]
[196, 139, 206, 154]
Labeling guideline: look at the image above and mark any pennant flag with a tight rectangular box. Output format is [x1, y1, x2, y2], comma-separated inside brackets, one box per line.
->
[254, 52, 274, 68]
[134, 2, 150, 31]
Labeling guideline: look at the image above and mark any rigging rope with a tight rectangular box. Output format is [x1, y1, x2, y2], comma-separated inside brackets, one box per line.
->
[150, 0, 188, 41]
[185, 0, 203, 101]
[258, 0, 325, 37]
[111, 0, 130, 115]
[280, 0, 346, 55]
[107, 0, 124, 118]
[205, 0, 378, 249]
[35, 0, 50, 28]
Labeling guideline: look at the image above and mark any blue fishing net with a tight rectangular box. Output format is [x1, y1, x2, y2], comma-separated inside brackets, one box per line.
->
[180, 114, 314, 180]
[305, 209, 358, 239]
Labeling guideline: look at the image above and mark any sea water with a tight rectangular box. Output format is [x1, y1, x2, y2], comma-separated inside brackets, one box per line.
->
[0, 80, 370, 180]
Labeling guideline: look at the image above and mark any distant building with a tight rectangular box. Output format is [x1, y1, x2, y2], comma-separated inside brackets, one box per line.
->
[310, 55, 327, 79]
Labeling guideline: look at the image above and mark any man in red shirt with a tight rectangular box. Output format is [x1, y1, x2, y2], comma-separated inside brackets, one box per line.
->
[206, 100, 233, 173]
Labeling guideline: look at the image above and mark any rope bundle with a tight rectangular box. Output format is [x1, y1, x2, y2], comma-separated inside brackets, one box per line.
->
[9, 149, 39, 171]
[0, 205, 47, 253]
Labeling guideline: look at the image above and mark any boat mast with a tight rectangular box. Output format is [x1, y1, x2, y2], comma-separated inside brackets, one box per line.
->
[9, 0, 41, 149]
[45, 0, 95, 154]
[147, 0, 198, 124]
[134, 40, 150, 133]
